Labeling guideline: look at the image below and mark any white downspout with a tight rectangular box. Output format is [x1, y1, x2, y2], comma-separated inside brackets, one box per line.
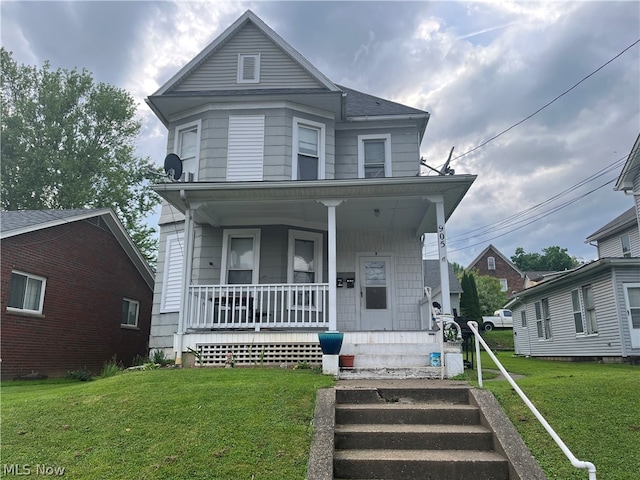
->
[175, 191, 195, 365]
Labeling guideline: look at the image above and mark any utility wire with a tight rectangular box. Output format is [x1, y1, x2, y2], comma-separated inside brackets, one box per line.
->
[430, 38, 640, 167]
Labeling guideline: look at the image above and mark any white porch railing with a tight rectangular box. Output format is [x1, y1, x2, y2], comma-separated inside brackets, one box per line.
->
[187, 283, 329, 331]
[467, 321, 597, 480]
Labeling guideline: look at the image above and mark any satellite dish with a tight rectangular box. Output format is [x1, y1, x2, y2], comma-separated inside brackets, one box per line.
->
[163, 153, 183, 182]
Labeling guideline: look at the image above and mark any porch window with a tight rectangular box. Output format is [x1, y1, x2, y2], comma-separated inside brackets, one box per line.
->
[621, 233, 631, 258]
[8, 270, 46, 315]
[582, 285, 598, 334]
[221, 229, 261, 284]
[292, 117, 325, 180]
[288, 230, 323, 306]
[121, 298, 139, 328]
[572, 289, 584, 334]
[358, 134, 391, 178]
[174, 120, 201, 181]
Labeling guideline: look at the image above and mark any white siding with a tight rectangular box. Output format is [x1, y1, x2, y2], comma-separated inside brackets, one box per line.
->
[227, 115, 265, 181]
[597, 225, 640, 258]
[173, 23, 323, 92]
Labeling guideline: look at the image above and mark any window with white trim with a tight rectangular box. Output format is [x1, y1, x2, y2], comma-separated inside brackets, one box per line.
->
[221, 229, 261, 284]
[621, 233, 631, 258]
[292, 117, 325, 180]
[582, 285, 598, 334]
[487, 256, 496, 270]
[288, 230, 323, 308]
[8, 270, 46, 314]
[358, 134, 391, 178]
[520, 310, 527, 328]
[122, 298, 139, 328]
[161, 232, 184, 312]
[535, 301, 543, 338]
[542, 298, 551, 339]
[174, 120, 201, 181]
[571, 289, 584, 334]
[499, 278, 508, 291]
[237, 54, 260, 83]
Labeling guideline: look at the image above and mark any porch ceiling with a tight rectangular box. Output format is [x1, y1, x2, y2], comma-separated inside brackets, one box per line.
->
[152, 175, 476, 234]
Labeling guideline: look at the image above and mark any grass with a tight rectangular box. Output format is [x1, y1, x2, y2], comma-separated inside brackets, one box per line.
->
[1, 368, 334, 480]
[461, 352, 640, 480]
[479, 328, 514, 350]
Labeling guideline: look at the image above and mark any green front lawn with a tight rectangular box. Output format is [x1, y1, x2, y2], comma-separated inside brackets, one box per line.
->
[1, 368, 334, 480]
[471, 352, 640, 480]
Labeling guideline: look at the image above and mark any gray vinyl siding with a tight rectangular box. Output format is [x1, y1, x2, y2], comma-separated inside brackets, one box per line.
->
[173, 23, 323, 92]
[334, 126, 420, 180]
[597, 225, 640, 258]
[335, 229, 423, 332]
[512, 266, 640, 358]
[168, 108, 335, 182]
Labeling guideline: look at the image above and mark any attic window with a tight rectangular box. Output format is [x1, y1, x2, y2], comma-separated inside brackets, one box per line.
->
[487, 256, 496, 270]
[238, 54, 260, 83]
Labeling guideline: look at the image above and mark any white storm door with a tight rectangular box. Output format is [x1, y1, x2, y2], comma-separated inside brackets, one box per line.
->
[359, 256, 393, 330]
[624, 284, 640, 349]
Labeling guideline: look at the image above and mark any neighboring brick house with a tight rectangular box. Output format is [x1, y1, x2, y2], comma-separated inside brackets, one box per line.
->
[466, 244, 524, 297]
[1, 209, 154, 378]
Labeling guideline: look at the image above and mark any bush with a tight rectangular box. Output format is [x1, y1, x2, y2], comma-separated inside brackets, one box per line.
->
[67, 366, 93, 382]
[100, 356, 123, 378]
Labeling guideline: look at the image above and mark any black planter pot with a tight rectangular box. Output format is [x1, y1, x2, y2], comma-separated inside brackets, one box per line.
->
[318, 331, 344, 355]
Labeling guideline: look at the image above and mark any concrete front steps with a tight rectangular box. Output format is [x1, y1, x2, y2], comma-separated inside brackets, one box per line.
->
[329, 384, 540, 480]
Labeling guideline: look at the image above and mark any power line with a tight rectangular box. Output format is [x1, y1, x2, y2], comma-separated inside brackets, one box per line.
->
[430, 38, 640, 168]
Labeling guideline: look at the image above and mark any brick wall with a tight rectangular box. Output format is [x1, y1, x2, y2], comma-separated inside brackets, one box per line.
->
[1, 220, 152, 378]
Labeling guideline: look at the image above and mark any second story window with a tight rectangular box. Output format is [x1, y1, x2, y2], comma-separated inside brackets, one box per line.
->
[621, 233, 631, 258]
[487, 256, 496, 270]
[293, 118, 325, 180]
[174, 120, 201, 181]
[358, 134, 391, 178]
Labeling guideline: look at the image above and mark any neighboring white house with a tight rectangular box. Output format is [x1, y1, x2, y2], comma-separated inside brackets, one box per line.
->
[146, 10, 476, 370]
[509, 133, 640, 361]
[423, 260, 463, 317]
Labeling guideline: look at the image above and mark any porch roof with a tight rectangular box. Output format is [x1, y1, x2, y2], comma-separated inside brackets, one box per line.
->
[152, 175, 476, 234]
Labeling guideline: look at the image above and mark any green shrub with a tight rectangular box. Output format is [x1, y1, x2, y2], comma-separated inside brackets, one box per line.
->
[100, 356, 123, 378]
[67, 366, 93, 381]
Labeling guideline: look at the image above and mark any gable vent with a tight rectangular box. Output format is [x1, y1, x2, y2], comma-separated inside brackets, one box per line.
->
[238, 54, 260, 83]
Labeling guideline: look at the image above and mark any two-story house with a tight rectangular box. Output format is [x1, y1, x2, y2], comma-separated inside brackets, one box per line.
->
[147, 10, 476, 373]
[466, 244, 525, 297]
[509, 133, 640, 360]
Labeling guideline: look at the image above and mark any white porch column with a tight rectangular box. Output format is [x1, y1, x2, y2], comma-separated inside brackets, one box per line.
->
[175, 198, 195, 365]
[435, 198, 452, 316]
[319, 200, 343, 331]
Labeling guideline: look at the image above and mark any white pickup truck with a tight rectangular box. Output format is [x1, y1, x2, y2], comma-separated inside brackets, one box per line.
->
[481, 309, 513, 331]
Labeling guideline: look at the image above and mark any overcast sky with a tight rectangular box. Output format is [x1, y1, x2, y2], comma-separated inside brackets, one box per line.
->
[2, 1, 639, 267]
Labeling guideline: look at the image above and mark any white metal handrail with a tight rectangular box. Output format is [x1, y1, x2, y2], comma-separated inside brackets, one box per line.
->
[467, 321, 597, 480]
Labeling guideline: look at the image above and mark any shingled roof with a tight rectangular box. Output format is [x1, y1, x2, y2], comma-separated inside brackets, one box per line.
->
[0, 209, 104, 235]
[338, 84, 428, 117]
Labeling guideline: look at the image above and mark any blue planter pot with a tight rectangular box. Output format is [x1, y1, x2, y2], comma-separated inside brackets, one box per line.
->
[318, 332, 344, 355]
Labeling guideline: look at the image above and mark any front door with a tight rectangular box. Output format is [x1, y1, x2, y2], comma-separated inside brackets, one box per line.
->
[358, 256, 393, 330]
[624, 284, 640, 349]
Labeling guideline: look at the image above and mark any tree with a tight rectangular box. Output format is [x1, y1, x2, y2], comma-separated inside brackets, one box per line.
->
[1, 48, 160, 263]
[473, 274, 508, 316]
[459, 271, 482, 321]
[511, 245, 580, 271]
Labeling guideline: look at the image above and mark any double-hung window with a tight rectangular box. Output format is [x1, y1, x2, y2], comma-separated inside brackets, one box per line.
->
[487, 256, 496, 270]
[582, 285, 598, 334]
[542, 298, 551, 339]
[293, 117, 325, 180]
[122, 298, 139, 328]
[8, 270, 46, 315]
[572, 289, 584, 334]
[621, 233, 631, 258]
[174, 120, 201, 181]
[535, 301, 543, 338]
[520, 310, 527, 328]
[221, 229, 261, 284]
[288, 230, 323, 308]
[358, 134, 391, 178]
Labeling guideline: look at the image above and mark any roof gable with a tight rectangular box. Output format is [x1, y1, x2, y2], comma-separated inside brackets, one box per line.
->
[1, 209, 154, 289]
[585, 206, 638, 243]
[467, 244, 522, 275]
[154, 10, 339, 97]
[615, 132, 640, 192]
